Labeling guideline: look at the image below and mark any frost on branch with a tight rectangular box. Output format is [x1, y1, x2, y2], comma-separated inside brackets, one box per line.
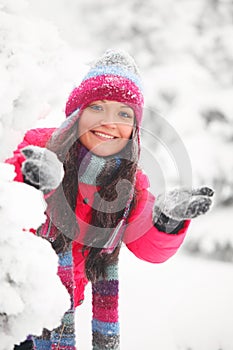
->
[0, 163, 70, 349]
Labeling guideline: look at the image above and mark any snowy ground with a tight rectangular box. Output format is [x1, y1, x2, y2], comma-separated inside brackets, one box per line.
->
[77, 246, 233, 350]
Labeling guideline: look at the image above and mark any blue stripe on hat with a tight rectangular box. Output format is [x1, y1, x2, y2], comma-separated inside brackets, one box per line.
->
[83, 65, 143, 91]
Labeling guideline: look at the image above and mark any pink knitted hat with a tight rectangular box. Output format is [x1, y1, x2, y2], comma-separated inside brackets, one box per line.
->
[65, 49, 144, 126]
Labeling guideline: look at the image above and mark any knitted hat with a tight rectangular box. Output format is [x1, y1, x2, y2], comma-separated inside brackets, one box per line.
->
[65, 49, 144, 126]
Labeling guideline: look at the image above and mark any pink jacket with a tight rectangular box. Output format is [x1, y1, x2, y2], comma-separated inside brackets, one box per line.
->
[6, 128, 190, 307]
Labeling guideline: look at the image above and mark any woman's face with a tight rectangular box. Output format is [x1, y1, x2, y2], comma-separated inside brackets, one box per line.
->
[78, 100, 135, 157]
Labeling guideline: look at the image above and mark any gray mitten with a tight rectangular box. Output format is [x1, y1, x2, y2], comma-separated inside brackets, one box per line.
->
[21, 146, 64, 194]
[153, 186, 214, 233]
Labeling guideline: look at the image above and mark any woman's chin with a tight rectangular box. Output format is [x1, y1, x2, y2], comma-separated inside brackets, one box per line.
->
[89, 142, 127, 157]
[90, 148, 117, 157]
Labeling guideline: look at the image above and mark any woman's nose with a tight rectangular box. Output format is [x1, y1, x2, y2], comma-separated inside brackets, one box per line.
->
[99, 112, 117, 127]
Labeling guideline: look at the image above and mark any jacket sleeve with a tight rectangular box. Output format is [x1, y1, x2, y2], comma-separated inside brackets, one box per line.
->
[124, 174, 191, 264]
[5, 128, 56, 182]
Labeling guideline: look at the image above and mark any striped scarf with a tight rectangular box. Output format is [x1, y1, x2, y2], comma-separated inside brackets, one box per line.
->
[80, 152, 121, 349]
[92, 262, 120, 350]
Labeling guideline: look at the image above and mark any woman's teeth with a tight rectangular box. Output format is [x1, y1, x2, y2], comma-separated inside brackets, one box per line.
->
[94, 131, 115, 139]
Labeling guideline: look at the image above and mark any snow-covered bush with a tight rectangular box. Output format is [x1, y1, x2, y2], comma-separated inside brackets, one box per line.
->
[0, 3, 86, 347]
[0, 0, 87, 161]
[0, 163, 70, 349]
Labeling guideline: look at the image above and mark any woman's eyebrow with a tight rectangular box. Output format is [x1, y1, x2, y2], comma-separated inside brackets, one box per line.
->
[120, 105, 133, 110]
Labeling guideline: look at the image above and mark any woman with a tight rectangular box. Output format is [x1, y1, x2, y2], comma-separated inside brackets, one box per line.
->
[8, 49, 214, 349]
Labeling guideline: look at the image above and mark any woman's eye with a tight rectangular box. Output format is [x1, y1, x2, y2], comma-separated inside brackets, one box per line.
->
[89, 104, 103, 111]
[119, 111, 133, 119]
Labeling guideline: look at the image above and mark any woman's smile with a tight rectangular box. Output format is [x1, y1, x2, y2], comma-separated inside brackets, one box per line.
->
[91, 130, 116, 141]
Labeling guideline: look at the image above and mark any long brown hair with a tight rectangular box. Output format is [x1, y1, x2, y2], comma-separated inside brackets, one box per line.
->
[45, 116, 139, 282]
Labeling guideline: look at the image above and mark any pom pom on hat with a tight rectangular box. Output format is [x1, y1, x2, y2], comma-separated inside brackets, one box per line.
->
[65, 49, 144, 125]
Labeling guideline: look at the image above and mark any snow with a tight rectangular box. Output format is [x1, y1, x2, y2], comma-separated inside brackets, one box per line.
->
[0, 163, 70, 349]
[0, 4, 88, 161]
[77, 247, 233, 350]
[1, 0, 233, 349]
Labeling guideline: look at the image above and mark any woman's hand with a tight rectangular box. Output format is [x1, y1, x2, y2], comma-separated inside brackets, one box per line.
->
[153, 186, 214, 234]
[153, 187, 214, 234]
[21, 146, 64, 194]
[153, 187, 214, 222]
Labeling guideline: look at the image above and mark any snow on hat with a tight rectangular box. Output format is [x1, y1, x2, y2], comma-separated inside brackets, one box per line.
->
[65, 49, 144, 125]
